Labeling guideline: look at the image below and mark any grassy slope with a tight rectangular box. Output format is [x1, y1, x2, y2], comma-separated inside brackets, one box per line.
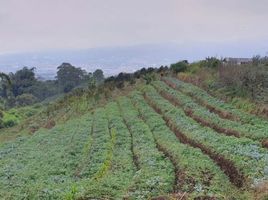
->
[0, 80, 142, 144]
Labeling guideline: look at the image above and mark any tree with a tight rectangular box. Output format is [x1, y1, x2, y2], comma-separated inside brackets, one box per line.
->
[143, 73, 155, 84]
[15, 93, 38, 106]
[0, 72, 11, 85]
[0, 72, 11, 99]
[9, 67, 37, 97]
[104, 76, 116, 90]
[170, 61, 188, 73]
[252, 55, 261, 66]
[201, 57, 221, 68]
[93, 69, 104, 85]
[157, 65, 169, 75]
[27, 80, 58, 101]
[56, 63, 86, 93]
[88, 77, 97, 94]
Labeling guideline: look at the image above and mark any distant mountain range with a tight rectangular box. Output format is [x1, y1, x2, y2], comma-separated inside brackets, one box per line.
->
[0, 44, 187, 80]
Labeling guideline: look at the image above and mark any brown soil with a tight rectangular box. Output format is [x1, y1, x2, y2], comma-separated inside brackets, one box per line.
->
[185, 109, 240, 138]
[144, 93, 245, 188]
[157, 87, 240, 138]
[261, 139, 268, 149]
[132, 100, 180, 192]
[162, 79, 240, 122]
[44, 119, 56, 129]
[118, 102, 140, 170]
[156, 140, 180, 192]
[253, 181, 268, 200]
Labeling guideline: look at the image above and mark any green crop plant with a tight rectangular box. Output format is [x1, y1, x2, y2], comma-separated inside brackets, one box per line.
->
[143, 85, 268, 188]
[92, 127, 116, 180]
[118, 97, 174, 199]
[153, 81, 268, 143]
[164, 77, 268, 127]
[130, 91, 250, 199]
[77, 102, 135, 199]
[0, 113, 93, 199]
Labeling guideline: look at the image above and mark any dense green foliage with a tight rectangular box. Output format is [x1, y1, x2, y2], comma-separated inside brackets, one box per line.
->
[130, 91, 245, 199]
[0, 75, 268, 199]
[0, 57, 268, 199]
[165, 77, 268, 126]
[118, 97, 174, 199]
[170, 60, 188, 73]
[143, 85, 268, 185]
[56, 63, 88, 93]
[0, 65, 105, 109]
[153, 80, 268, 142]
[80, 102, 135, 199]
[0, 113, 93, 199]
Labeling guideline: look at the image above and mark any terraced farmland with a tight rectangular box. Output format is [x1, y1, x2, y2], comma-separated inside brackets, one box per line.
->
[0, 77, 267, 199]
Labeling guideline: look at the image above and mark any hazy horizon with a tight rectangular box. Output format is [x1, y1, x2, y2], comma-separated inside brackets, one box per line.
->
[1, 0, 268, 78]
[0, 41, 267, 80]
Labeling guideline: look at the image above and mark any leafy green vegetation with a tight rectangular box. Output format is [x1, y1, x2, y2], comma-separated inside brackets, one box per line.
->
[165, 77, 268, 126]
[0, 113, 93, 199]
[143, 85, 268, 186]
[130, 91, 248, 199]
[78, 102, 135, 199]
[98, 102, 135, 197]
[118, 96, 174, 199]
[0, 61, 267, 199]
[174, 57, 268, 117]
[170, 60, 188, 73]
[153, 80, 268, 143]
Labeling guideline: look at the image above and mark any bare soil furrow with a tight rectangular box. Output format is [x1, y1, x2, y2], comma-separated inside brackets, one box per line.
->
[144, 93, 245, 188]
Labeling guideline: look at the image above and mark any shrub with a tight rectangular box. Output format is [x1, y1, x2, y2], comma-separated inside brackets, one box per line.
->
[16, 93, 38, 106]
[201, 57, 221, 68]
[3, 118, 17, 127]
[170, 61, 188, 73]
[219, 64, 268, 101]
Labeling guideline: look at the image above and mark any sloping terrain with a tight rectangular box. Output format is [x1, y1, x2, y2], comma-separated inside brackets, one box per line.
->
[0, 77, 267, 199]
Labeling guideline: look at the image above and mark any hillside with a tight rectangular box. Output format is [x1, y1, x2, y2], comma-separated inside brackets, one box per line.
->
[0, 76, 267, 199]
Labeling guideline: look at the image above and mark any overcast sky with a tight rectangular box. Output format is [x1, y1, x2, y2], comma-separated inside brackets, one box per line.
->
[0, 0, 268, 55]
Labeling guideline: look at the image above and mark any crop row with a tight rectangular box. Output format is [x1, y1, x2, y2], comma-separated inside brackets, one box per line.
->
[0, 113, 94, 199]
[163, 77, 268, 128]
[153, 81, 268, 145]
[143, 85, 268, 188]
[129, 91, 246, 199]
[63, 107, 114, 199]
[78, 102, 136, 199]
[77, 108, 112, 180]
[118, 96, 175, 199]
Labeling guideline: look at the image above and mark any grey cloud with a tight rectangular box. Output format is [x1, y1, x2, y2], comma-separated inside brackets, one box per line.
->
[0, 0, 267, 54]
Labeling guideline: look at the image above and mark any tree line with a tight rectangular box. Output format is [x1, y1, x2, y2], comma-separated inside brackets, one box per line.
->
[0, 63, 105, 108]
[1, 55, 267, 112]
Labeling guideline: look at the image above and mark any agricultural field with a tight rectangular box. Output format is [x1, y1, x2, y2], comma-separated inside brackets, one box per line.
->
[0, 77, 267, 199]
